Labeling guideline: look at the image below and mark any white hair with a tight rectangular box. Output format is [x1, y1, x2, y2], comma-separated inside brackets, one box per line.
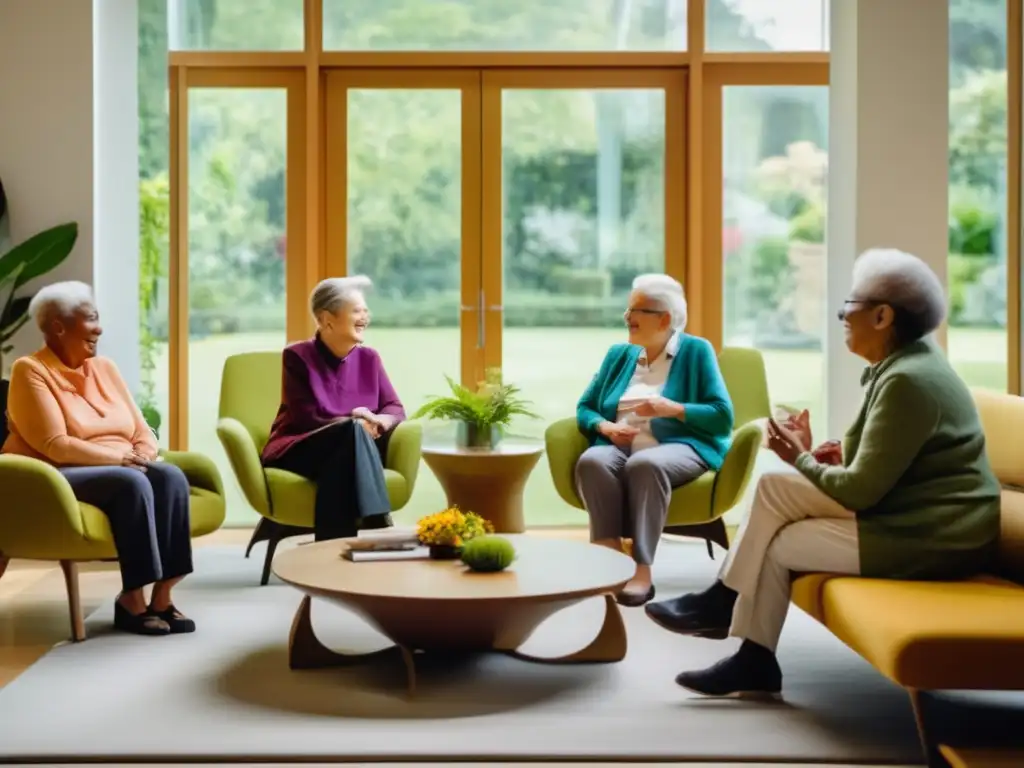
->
[850, 248, 947, 342]
[631, 273, 688, 331]
[28, 280, 95, 331]
[309, 275, 372, 317]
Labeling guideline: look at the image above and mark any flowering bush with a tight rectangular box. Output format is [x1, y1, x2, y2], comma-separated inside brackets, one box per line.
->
[417, 507, 493, 547]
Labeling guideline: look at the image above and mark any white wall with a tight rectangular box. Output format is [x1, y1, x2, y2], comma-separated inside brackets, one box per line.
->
[0, 0, 139, 389]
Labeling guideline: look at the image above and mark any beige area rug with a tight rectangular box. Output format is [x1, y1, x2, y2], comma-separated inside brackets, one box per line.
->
[0, 540, 924, 764]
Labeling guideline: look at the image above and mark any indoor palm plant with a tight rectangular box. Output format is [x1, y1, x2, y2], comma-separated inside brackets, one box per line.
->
[0, 178, 78, 391]
[413, 368, 539, 448]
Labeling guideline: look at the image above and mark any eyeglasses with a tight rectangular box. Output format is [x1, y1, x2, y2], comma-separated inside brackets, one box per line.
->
[624, 308, 666, 318]
[836, 298, 884, 321]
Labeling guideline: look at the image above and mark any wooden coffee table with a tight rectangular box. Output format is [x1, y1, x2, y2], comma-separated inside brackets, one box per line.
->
[272, 535, 635, 695]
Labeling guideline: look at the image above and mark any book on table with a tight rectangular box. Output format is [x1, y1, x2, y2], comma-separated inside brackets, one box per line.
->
[340, 525, 427, 560]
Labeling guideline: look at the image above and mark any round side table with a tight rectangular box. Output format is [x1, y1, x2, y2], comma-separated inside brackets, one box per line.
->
[421, 442, 544, 533]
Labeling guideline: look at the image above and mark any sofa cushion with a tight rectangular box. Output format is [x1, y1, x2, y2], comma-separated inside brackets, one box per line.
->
[792, 573, 1024, 690]
[1000, 489, 1024, 583]
[973, 389, 1024, 488]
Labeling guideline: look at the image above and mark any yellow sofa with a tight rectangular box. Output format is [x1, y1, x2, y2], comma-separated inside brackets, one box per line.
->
[791, 389, 1024, 751]
[0, 449, 226, 642]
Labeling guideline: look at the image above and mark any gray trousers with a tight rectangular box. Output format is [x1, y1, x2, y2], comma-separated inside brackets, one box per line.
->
[575, 443, 708, 565]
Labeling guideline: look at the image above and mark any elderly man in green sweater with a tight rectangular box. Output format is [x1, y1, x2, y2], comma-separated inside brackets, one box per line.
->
[646, 248, 1002, 699]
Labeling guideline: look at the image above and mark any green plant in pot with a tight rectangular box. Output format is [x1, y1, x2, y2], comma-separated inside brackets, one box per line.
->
[0, 178, 78, 422]
[413, 368, 539, 449]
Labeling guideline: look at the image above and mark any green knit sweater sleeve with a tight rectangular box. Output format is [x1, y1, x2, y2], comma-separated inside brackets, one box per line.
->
[795, 373, 939, 511]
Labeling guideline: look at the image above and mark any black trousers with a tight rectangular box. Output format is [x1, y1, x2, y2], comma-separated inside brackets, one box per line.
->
[264, 419, 392, 540]
[60, 462, 194, 592]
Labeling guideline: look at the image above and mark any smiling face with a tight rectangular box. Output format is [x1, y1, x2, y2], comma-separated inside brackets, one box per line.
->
[50, 301, 102, 366]
[624, 290, 672, 348]
[320, 290, 370, 346]
[838, 297, 896, 363]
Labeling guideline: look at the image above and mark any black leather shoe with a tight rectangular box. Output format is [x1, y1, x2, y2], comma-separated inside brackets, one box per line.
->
[645, 580, 736, 638]
[149, 604, 196, 634]
[675, 641, 783, 699]
[114, 601, 170, 636]
[616, 584, 655, 607]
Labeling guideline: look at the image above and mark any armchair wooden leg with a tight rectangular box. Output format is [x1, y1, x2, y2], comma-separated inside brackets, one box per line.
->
[663, 518, 730, 560]
[59, 560, 86, 643]
[256, 520, 313, 586]
[245, 517, 275, 558]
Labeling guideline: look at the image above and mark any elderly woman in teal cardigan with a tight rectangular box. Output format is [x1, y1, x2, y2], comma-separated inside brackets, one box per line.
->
[646, 248, 1002, 699]
[575, 273, 734, 607]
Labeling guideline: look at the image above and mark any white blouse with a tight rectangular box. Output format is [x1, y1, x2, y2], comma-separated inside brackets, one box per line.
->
[615, 332, 680, 452]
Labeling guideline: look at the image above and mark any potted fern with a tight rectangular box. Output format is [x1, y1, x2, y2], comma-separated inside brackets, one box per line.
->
[414, 369, 539, 449]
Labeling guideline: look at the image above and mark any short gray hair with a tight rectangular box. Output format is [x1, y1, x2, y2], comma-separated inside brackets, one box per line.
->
[309, 275, 372, 317]
[28, 280, 95, 331]
[632, 273, 688, 331]
[850, 248, 947, 343]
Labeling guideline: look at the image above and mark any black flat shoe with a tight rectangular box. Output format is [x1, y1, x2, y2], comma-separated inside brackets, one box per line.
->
[616, 584, 655, 607]
[114, 601, 170, 636]
[149, 604, 196, 634]
[675, 640, 783, 700]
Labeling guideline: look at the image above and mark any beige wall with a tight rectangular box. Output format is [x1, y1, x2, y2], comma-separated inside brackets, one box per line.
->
[0, 0, 139, 387]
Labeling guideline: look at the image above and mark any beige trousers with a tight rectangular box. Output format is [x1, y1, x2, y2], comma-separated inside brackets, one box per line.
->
[720, 467, 860, 651]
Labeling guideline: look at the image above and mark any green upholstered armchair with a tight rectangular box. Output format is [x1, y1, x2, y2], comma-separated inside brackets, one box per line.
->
[544, 346, 771, 558]
[0, 448, 226, 642]
[215, 351, 423, 585]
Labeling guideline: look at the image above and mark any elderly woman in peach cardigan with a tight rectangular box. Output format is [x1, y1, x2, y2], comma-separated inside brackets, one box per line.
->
[2, 281, 194, 637]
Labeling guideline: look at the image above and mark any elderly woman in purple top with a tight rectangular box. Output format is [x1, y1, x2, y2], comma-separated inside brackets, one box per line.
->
[261, 276, 404, 540]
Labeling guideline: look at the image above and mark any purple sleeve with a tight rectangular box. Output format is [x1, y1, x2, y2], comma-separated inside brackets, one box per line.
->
[281, 348, 331, 430]
[375, 355, 406, 421]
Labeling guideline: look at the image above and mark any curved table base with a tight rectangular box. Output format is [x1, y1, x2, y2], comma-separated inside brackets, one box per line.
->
[287, 593, 627, 696]
[502, 594, 627, 664]
[288, 595, 418, 694]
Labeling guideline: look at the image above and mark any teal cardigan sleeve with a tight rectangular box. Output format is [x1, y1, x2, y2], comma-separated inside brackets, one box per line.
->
[576, 348, 615, 435]
[654, 338, 734, 439]
[795, 374, 938, 511]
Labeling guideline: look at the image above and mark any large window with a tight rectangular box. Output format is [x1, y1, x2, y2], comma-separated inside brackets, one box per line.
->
[145, 1, 1020, 529]
[167, 0, 305, 50]
[947, 0, 1009, 392]
[322, 0, 688, 51]
[705, 0, 829, 52]
[720, 85, 829, 439]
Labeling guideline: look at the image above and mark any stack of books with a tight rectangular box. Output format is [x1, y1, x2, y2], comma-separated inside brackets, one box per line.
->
[341, 526, 429, 562]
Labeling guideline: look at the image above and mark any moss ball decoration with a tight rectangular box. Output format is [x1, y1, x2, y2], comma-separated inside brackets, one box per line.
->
[460, 535, 516, 573]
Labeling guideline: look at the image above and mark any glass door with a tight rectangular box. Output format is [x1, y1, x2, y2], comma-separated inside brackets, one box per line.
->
[480, 70, 687, 526]
[323, 70, 482, 519]
[169, 69, 307, 526]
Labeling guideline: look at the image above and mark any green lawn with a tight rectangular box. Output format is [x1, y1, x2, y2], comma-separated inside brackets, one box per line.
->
[152, 327, 1009, 529]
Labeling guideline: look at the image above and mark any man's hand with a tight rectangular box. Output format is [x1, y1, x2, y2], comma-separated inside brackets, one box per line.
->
[634, 396, 684, 419]
[766, 418, 806, 466]
[598, 421, 640, 449]
[812, 439, 843, 465]
[780, 408, 812, 453]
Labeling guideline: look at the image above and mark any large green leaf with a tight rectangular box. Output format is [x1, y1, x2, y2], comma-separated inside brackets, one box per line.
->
[0, 222, 77, 288]
[0, 177, 10, 255]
